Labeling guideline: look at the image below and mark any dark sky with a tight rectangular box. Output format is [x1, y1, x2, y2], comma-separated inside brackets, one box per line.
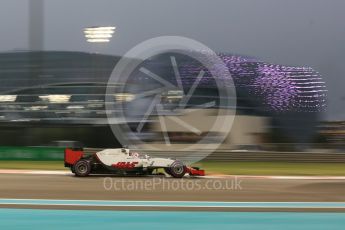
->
[1, 0, 344, 120]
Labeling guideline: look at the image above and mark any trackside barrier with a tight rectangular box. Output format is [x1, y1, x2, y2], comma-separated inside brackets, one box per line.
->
[0, 147, 64, 160]
[0, 147, 345, 163]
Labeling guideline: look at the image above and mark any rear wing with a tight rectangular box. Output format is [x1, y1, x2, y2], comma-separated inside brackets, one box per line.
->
[64, 148, 84, 167]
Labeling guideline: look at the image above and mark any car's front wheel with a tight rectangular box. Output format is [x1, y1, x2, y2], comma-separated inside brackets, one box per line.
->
[73, 159, 91, 177]
[168, 161, 186, 178]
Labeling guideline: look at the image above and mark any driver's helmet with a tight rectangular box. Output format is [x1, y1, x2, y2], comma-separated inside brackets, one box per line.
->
[130, 152, 140, 158]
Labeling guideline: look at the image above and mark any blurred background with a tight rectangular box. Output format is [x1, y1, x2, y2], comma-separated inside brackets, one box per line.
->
[0, 0, 344, 164]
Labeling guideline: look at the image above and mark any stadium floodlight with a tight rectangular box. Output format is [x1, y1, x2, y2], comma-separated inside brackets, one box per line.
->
[84, 26, 116, 43]
[39, 95, 71, 103]
[0, 95, 17, 102]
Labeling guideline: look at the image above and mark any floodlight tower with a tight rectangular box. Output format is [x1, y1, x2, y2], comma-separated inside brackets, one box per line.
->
[83, 26, 116, 43]
[83, 26, 116, 77]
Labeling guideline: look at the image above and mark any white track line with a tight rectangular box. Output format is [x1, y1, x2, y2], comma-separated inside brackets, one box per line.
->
[0, 169, 345, 180]
[0, 199, 345, 209]
[0, 169, 71, 175]
[204, 175, 345, 180]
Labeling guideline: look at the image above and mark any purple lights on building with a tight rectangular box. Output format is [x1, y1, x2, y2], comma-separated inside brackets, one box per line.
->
[251, 64, 326, 112]
[180, 53, 327, 113]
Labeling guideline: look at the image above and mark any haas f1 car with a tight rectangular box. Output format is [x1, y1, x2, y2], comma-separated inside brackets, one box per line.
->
[64, 148, 205, 178]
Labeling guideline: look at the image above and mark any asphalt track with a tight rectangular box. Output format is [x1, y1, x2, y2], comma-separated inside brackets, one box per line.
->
[0, 172, 344, 211]
[1, 172, 345, 229]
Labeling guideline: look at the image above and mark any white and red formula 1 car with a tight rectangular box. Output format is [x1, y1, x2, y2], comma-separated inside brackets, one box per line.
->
[64, 147, 205, 178]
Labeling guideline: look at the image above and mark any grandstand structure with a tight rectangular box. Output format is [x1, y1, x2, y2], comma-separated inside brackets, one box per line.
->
[0, 51, 326, 149]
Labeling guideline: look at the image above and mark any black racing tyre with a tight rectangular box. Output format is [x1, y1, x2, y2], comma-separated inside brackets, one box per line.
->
[73, 159, 91, 177]
[168, 161, 186, 178]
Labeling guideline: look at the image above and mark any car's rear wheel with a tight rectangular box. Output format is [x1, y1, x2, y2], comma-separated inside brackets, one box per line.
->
[73, 159, 91, 177]
[168, 161, 186, 178]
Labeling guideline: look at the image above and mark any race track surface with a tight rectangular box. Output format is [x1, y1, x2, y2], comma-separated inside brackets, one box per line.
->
[0, 173, 344, 212]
